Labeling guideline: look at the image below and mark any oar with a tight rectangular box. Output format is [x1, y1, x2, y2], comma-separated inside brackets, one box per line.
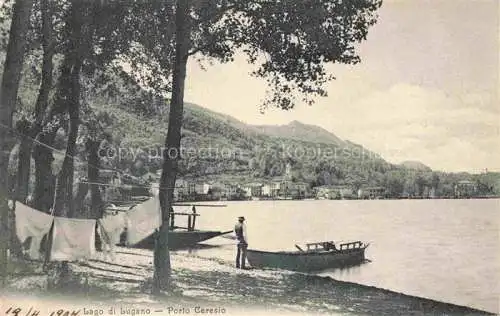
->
[221, 234, 237, 240]
[173, 203, 227, 207]
[295, 244, 306, 253]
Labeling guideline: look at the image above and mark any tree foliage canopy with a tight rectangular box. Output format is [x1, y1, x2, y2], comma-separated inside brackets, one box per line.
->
[128, 0, 382, 110]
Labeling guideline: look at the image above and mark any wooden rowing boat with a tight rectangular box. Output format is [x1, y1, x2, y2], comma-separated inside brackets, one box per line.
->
[247, 241, 369, 272]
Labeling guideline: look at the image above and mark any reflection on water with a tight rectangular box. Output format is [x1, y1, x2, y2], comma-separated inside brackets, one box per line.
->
[176, 199, 499, 314]
[320, 259, 371, 277]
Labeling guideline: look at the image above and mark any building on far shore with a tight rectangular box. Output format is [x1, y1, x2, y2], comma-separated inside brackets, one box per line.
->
[262, 183, 272, 197]
[291, 182, 309, 198]
[358, 186, 386, 199]
[242, 183, 263, 198]
[454, 180, 477, 198]
[223, 183, 240, 200]
[173, 179, 189, 201]
[315, 185, 354, 200]
[195, 183, 211, 195]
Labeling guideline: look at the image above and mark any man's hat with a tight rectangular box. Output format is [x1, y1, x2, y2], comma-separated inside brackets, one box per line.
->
[238, 216, 245, 220]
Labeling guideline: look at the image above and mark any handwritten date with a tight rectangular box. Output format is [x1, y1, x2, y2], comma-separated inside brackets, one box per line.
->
[5, 306, 80, 316]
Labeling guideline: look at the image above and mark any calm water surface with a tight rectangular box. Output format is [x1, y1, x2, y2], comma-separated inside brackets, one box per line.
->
[173, 199, 499, 314]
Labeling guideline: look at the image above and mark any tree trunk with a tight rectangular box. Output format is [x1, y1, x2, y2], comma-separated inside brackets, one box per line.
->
[15, 119, 33, 202]
[48, 0, 84, 289]
[34, 0, 54, 132]
[30, 0, 54, 213]
[13, 0, 54, 205]
[53, 111, 79, 217]
[73, 180, 89, 217]
[87, 139, 103, 219]
[29, 0, 54, 143]
[153, 0, 191, 292]
[52, 0, 83, 218]
[0, 0, 34, 285]
[11, 119, 33, 258]
[32, 128, 57, 212]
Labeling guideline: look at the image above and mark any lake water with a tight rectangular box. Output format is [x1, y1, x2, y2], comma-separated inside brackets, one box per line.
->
[173, 199, 499, 314]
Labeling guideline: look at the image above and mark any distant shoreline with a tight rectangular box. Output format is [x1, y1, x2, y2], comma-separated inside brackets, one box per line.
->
[174, 196, 500, 204]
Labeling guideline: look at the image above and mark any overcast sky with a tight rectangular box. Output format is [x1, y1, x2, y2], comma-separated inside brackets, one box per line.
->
[184, 0, 499, 173]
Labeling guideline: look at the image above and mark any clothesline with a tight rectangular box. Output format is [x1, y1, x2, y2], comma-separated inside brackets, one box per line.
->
[0, 122, 123, 175]
[0, 122, 183, 191]
[14, 195, 162, 263]
[0, 122, 160, 183]
[78, 180, 180, 190]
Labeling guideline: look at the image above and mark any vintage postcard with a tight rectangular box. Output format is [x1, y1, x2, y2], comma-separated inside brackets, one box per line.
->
[0, 0, 498, 315]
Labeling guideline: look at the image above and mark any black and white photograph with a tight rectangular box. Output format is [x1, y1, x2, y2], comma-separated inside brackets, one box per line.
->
[0, 0, 498, 315]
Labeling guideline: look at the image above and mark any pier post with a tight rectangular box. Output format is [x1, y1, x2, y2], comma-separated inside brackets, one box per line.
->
[191, 206, 196, 230]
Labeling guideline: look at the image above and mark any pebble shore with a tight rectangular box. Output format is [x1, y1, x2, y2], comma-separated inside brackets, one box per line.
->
[2, 247, 495, 316]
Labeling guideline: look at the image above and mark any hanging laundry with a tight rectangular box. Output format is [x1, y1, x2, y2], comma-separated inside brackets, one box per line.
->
[126, 197, 161, 245]
[96, 222, 114, 261]
[14, 202, 53, 260]
[97, 213, 127, 261]
[99, 212, 127, 245]
[51, 217, 96, 261]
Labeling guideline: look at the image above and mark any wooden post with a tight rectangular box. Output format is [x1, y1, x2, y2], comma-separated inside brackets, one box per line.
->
[191, 205, 196, 230]
[168, 206, 175, 230]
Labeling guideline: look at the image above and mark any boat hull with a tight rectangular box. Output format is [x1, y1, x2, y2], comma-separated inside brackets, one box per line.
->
[125, 230, 230, 250]
[246, 247, 367, 272]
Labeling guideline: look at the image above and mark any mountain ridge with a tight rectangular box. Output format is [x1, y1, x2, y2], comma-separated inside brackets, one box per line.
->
[251, 119, 346, 146]
[75, 98, 500, 197]
[399, 160, 432, 172]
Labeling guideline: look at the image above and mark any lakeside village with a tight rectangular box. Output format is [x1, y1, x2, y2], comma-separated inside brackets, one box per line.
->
[164, 178, 485, 201]
[102, 164, 492, 203]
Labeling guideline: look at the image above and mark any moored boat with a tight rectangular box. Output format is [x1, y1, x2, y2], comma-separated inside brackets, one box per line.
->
[247, 240, 369, 272]
[129, 229, 233, 250]
[109, 200, 231, 250]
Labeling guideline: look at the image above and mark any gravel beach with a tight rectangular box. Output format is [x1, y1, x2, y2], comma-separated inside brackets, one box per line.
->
[2, 247, 495, 316]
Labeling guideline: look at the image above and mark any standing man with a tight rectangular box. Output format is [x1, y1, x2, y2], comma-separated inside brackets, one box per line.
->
[234, 216, 248, 269]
